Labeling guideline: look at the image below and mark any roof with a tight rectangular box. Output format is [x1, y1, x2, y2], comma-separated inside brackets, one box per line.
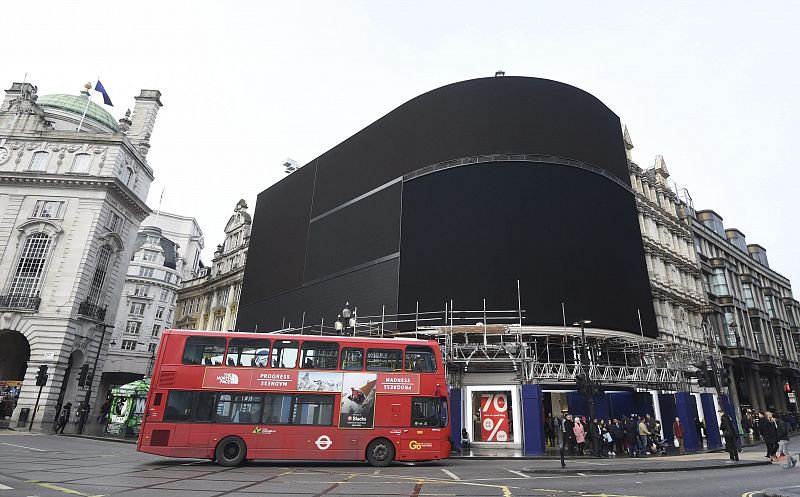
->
[37, 93, 119, 131]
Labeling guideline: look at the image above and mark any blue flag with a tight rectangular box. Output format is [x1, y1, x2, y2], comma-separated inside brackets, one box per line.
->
[94, 80, 113, 106]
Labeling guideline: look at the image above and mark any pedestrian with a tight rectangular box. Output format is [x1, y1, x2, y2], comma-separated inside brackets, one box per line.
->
[589, 418, 601, 457]
[695, 417, 704, 446]
[611, 418, 625, 456]
[761, 411, 779, 462]
[777, 414, 790, 466]
[574, 418, 586, 455]
[563, 414, 576, 456]
[720, 409, 739, 463]
[638, 415, 652, 455]
[625, 415, 639, 457]
[97, 398, 111, 424]
[56, 402, 72, 434]
[673, 416, 686, 455]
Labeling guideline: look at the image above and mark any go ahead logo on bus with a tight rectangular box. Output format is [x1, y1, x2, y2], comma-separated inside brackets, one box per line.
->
[408, 440, 432, 450]
[216, 372, 239, 385]
[315, 435, 333, 450]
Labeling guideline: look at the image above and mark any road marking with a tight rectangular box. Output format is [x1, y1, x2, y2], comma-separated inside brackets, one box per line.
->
[1, 442, 46, 452]
[0, 483, 12, 490]
[501, 486, 512, 497]
[504, 469, 530, 478]
[577, 472, 586, 476]
[26, 481, 105, 497]
[440, 468, 460, 480]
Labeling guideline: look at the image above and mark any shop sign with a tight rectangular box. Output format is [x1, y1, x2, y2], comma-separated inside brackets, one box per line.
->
[480, 392, 509, 442]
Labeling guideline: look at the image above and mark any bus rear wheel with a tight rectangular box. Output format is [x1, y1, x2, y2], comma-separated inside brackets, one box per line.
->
[366, 438, 395, 467]
[216, 436, 247, 467]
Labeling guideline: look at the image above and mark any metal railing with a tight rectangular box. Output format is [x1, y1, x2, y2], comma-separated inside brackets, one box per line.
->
[0, 294, 41, 311]
[78, 301, 107, 321]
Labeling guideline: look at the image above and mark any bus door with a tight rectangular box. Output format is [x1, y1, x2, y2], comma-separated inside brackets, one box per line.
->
[402, 397, 445, 459]
[257, 393, 291, 458]
[186, 391, 216, 450]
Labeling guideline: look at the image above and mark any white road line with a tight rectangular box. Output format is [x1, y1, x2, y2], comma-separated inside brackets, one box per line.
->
[504, 469, 530, 478]
[0, 483, 13, 490]
[0, 442, 46, 452]
[440, 468, 461, 480]
[577, 472, 586, 476]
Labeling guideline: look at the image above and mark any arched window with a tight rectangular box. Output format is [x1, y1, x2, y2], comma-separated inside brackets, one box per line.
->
[29, 151, 49, 172]
[71, 153, 91, 174]
[86, 245, 113, 305]
[121, 167, 135, 186]
[9, 233, 52, 296]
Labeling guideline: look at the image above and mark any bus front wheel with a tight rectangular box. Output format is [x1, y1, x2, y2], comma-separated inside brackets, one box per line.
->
[366, 438, 395, 467]
[216, 436, 247, 467]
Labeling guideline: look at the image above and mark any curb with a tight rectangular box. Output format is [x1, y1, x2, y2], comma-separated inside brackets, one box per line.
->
[763, 486, 800, 497]
[61, 434, 136, 444]
[519, 459, 770, 474]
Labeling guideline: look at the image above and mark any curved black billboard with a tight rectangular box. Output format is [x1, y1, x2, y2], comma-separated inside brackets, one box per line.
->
[237, 76, 657, 337]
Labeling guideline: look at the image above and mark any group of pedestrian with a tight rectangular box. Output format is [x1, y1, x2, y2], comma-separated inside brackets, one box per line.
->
[545, 412, 667, 457]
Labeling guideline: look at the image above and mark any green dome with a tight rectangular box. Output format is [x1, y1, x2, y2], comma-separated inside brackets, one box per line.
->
[38, 93, 119, 131]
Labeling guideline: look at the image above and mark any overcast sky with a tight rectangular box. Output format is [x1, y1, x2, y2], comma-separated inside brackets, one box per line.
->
[5, 1, 799, 285]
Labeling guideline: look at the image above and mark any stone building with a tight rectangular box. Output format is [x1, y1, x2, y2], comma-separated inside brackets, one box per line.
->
[0, 81, 162, 429]
[175, 200, 250, 332]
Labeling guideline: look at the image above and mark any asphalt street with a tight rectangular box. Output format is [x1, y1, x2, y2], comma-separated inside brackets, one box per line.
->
[0, 430, 797, 497]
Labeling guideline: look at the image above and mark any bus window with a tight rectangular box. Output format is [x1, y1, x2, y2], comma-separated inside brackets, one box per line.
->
[215, 393, 263, 424]
[411, 397, 442, 427]
[183, 337, 226, 365]
[366, 348, 403, 371]
[300, 341, 338, 370]
[439, 397, 449, 427]
[271, 340, 299, 368]
[164, 391, 195, 421]
[263, 393, 292, 424]
[228, 338, 271, 367]
[291, 394, 334, 425]
[340, 347, 364, 370]
[405, 346, 437, 372]
[194, 392, 216, 422]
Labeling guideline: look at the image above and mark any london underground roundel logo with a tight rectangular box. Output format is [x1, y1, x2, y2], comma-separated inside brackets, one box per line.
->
[315, 435, 332, 450]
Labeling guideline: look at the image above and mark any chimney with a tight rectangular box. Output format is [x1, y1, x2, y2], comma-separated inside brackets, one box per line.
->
[128, 89, 163, 157]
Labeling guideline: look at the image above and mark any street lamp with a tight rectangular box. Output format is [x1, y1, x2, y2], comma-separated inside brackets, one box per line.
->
[572, 319, 598, 421]
[334, 302, 357, 336]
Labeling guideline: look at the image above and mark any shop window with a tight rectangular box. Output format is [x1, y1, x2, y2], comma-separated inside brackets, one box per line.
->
[471, 391, 513, 442]
[405, 346, 437, 372]
[340, 347, 364, 370]
[228, 338, 270, 367]
[366, 348, 402, 371]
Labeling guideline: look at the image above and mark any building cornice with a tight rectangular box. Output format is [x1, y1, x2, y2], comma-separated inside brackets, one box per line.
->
[0, 172, 151, 218]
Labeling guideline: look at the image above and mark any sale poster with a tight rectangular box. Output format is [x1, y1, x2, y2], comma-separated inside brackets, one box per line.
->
[480, 392, 509, 442]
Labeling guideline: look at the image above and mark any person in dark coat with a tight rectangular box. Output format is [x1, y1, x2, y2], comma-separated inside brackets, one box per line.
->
[719, 410, 739, 462]
[588, 418, 602, 457]
[56, 402, 72, 434]
[563, 414, 576, 456]
[761, 411, 779, 461]
[611, 418, 625, 456]
[624, 415, 639, 457]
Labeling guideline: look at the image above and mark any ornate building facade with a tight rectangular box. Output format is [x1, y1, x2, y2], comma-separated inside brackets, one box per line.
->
[0, 81, 162, 429]
[175, 200, 250, 332]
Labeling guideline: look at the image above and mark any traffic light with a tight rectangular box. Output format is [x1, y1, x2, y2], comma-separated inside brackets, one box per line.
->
[77, 364, 89, 387]
[695, 361, 708, 387]
[35, 365, 48, 386]
[575, 373, 588, 393]
[719, 370, 731, 387]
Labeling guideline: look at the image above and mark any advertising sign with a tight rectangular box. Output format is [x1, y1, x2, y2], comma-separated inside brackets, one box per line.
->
[202, 368, 300, 390]
[376, 373, 420, 394]
[339, 373, 377, 428]
[480, 392, 509, 442]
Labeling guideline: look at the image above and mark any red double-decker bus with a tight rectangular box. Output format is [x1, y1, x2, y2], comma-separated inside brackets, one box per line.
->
[137, 330, 450, 466]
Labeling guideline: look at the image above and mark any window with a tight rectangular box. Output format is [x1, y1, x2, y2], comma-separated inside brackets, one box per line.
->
[148, 343, 156, 352]
[366, 348, 403, 371]
[129, 302, 145, 315]
[151, 324, 160, 337]
[212, 314, 224, 331]
[32, 200, 63, 218]
[340, 348, 364, 371]
[411, 397, 446, 427]
[142, 250, 158, 262]
[405, 346, 437, 372]
[29, 151, 48, 171]
[271, 340, 299, 368]
[156, 306, 165, 319]
[139, 266, 154, 278]
[164, 391, 194, 422]
[711, 268, 729, 296]
[71, 153, 91, 173]
[215, 393, 262, 423]
[300, 341, 338, 370]
[145, 235, 160, 246]
[86, 245, 113, 305]
[121, 339, 137, 350]
[9, 233, 51, 297]
[126, 321, 141, 335]
[765, 295, 777, 319]
[291, 394, 334, 425]
[133, 284, 150, 296]
[106, 211, 123, 233]
[159, 289, 168, 301]
[228, 338, 270, 367]
[742, 283, 757, 309]
[121, 166, 135, 186]
[263, 393, 292, 424]
[194, 392, 216, 422]
[182, 336, 226, 365]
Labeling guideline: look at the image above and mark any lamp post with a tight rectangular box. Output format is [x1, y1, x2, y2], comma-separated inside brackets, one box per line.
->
[77, 322, 113, 435]
[334, 302, 357, 336]
[573, 319, 597, 422]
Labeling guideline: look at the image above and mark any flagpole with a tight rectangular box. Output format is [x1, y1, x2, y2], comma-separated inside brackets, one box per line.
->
[153, 187, 165, 226]
[76, 81, 93, 132]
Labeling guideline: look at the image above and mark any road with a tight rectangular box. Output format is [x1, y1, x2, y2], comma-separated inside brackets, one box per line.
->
[0, 430, 793, 497]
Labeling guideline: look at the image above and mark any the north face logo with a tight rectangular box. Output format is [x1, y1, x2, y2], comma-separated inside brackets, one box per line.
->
[216, 372, 239, 385]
